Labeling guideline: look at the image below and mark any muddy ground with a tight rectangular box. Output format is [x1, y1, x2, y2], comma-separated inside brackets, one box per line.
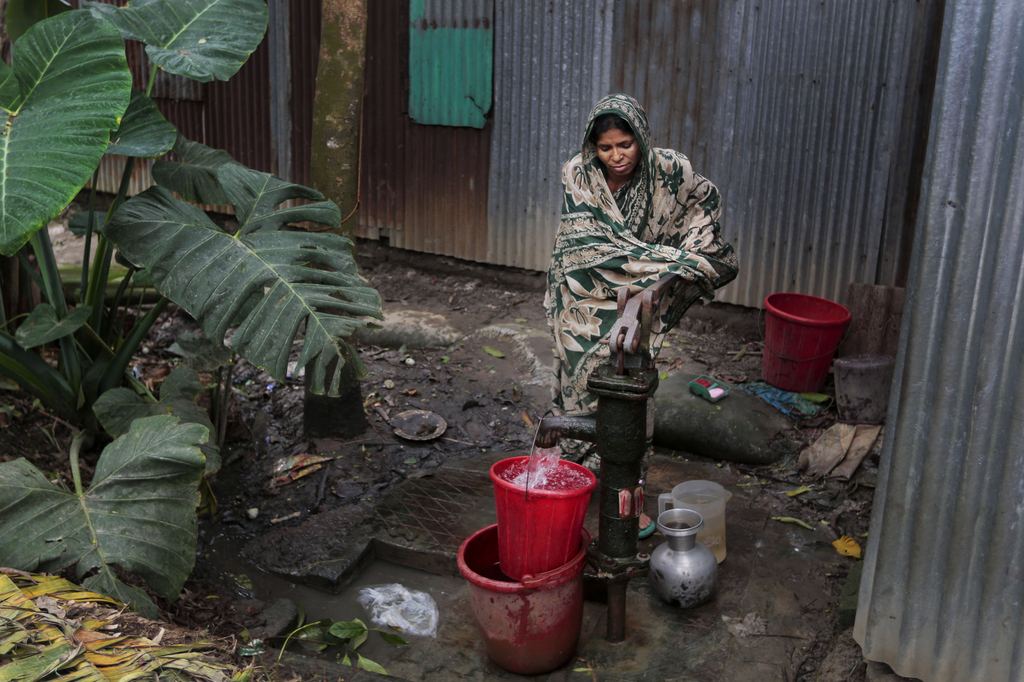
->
[0, 236, 880, 680]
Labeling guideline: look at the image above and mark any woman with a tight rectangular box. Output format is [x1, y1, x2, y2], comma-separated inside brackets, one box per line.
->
[545, 94, 738, 471]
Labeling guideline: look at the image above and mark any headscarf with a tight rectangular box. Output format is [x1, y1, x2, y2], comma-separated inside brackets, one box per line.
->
[545, 94, 738, 425]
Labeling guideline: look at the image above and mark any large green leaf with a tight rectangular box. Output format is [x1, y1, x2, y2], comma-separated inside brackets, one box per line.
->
[0, 416, 207, 618]
[105, 177, 383, 395]
[151, 135, 237, 205]
[93, 367, 221, 474]
[166, 332, 233, 372]
[14, 304, 93, 348]
[106, 90, 177, 158]
[84, 0, 268, 83]
[0, 60, 19, 109]
[0, 332, 77, 420]
[218, 163, 343, 235]
[0, 10, 132, 256]
[4, 0, 74, 43]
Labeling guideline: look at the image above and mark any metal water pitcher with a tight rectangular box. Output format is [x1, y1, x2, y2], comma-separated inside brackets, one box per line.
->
[649, 508, 717, 607]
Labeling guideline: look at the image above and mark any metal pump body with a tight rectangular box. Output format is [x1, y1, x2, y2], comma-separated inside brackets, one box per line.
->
[536, 274, 680, 643]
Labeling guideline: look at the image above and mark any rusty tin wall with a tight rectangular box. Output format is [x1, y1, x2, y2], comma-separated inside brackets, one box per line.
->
[485, 0, 615, 271]
[359, 0, 491, 260]
[611, 0, 922, 308]
[288, 0, 322, 188]
[854, 1, 1024, 680]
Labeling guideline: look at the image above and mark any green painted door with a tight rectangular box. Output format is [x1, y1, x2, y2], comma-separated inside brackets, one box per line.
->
[409, 0, 493, 128]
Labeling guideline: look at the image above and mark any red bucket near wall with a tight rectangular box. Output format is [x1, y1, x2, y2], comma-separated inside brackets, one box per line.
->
[490, 456, 596, 582]
[762, 293, 851, 393]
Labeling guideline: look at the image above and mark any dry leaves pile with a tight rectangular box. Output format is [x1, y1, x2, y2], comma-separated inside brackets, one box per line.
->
[0, 569, 247, 682]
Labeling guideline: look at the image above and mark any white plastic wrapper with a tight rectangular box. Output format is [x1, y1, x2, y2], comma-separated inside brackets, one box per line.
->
[356, 584, 439, 638]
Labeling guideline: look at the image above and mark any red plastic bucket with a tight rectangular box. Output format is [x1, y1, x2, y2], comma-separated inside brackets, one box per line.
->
[490, 456, 597, 581]
[458, 524, 589, 675]
[762, 293, 851, 392]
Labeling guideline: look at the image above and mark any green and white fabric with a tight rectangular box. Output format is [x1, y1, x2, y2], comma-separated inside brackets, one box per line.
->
[544, 94, 738, 464]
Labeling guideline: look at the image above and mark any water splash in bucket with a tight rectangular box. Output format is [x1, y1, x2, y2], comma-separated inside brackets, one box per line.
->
[505, 445, 574, 491]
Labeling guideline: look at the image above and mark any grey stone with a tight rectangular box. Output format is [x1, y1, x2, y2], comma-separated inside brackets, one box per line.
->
[333, 481, 364, 503]
[653, 372, 794, 464]
[356, 310, 461, 349]
[249, 598, 299, 641]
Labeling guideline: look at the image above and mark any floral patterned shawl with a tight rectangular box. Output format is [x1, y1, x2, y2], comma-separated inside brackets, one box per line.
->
[545, 94, 738, 428]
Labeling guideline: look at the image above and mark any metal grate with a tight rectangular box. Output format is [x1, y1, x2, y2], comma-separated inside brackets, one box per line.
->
[375, 469, 491, 552]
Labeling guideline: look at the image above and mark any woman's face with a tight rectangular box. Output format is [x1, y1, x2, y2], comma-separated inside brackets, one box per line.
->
[595, 127, 640, 187]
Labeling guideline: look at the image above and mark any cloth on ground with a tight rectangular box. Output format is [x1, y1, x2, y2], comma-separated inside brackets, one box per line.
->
[738, 381, 831, 419]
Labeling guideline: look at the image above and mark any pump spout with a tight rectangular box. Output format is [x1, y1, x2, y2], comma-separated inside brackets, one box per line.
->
[534, 414, 597, 449]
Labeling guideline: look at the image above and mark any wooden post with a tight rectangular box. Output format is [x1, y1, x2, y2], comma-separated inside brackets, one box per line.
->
[309, 0, 367, 241]
[304, 0, 369, 437]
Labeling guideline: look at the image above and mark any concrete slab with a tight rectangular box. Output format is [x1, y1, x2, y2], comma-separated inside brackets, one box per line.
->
[247, 449, 843, 680]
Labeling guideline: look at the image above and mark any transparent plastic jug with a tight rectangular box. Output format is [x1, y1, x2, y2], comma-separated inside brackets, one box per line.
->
[658, 480, 732, 563]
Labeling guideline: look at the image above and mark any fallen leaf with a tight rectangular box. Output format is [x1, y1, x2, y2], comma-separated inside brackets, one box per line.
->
[272, 453, 331, 476]
[722, 612, 768, 638]
[403, 389, 419, 396]
[772, 516, 814, 530]
[482, 345, 505, 358]
[521, 411, 534, 427]
[785, 486, 812, 497]
[833, 535, 862, 558]
[798, 423, 857, 477]
[829, 424, 882, 480]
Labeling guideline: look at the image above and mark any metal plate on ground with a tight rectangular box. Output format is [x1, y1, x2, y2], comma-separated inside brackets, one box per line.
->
[392, 409, 447, 441]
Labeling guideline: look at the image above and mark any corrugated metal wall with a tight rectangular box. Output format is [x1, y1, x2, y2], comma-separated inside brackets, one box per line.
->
[611, 0, 920, 308]
[485, 0, 615, 270]
[289, 0, 322, 189]
[359, 0, 491, 260]
[77, 1, 937, 316]
[854, 0, 1024, 679]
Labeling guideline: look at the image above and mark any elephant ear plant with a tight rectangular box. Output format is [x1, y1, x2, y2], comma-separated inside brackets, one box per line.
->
[0, 0, 383, 616]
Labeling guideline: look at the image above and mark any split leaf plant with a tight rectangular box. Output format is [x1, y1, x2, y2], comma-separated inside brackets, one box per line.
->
[0, 0, 382, 612]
